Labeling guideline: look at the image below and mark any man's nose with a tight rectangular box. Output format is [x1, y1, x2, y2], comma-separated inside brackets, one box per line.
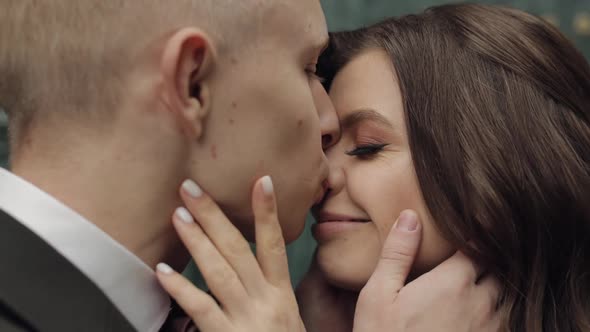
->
[313, 80, 340, 150]
[322, 134, 347, 197]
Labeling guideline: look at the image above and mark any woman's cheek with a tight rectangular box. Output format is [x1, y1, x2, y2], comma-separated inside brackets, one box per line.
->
[412, 213, 455, 276]
[352, 157, 454, 279]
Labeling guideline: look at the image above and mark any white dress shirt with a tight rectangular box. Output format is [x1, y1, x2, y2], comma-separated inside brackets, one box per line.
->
[0, 168, 171, 332]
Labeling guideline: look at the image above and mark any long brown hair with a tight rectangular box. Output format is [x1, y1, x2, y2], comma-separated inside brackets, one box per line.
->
[320, 4, 590, 331]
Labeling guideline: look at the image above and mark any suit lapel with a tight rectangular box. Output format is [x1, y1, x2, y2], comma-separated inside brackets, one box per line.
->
[0, 209, 137, 332]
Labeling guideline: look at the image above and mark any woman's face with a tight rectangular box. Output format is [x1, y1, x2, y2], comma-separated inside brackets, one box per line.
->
[314, 49, 454, 290]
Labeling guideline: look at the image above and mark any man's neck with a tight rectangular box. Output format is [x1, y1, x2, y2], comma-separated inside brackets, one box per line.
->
[12, 144, 191, 271]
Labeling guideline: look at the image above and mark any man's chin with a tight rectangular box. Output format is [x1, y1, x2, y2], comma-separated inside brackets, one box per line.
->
[279, 212, 308, 244]
[223, 205, 307, 244]
[281, 225, 305, 244]
[221, 208, 257, 242]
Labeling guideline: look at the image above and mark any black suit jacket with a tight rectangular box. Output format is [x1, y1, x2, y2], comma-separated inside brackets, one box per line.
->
[0, 209, 137, 332]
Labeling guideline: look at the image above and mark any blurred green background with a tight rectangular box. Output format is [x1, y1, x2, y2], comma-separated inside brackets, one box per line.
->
[1, 0, 589, 287]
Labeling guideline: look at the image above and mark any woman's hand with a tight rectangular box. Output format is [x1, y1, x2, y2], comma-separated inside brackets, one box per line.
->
[353, 211, 502, 332]
[156, 176, 305, 332]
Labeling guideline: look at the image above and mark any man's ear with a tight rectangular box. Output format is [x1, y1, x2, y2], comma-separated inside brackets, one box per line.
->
[160, 28, 217, 139]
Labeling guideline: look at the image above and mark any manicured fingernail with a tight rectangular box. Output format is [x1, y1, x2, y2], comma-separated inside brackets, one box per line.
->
[261, 176, 274, 195]
[182, 179, 203, 198]
[175, 207, 194, 224]
[157, 262, 174, 275]
[396, 210, 418, 231]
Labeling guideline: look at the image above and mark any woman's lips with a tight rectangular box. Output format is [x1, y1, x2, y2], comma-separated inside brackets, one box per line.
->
[312, 211, 371, 242]
[317, 212, 371, 223]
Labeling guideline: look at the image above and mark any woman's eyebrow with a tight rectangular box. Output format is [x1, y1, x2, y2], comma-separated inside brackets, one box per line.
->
[340, 108, 393, 131]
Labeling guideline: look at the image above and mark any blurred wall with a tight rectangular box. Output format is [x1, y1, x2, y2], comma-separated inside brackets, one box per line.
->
[322, 0, 590, 58]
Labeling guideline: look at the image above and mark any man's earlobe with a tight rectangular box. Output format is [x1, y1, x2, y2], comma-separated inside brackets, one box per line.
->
[182, 97, 210, 138]
[189, 76, 212, 123]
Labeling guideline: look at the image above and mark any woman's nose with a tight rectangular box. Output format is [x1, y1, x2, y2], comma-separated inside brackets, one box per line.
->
[325, 159, 345, 195]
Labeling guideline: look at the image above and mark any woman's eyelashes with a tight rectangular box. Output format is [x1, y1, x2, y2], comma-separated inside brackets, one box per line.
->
[346, 143, 390, 158]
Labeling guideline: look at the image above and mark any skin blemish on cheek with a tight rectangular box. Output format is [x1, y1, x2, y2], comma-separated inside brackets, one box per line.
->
[210, 144, 218, 160]
[228, 102, 237, 125]
[298, 120, 303, 128]
[23, 136, 33, 148]
[230, 56, 239, 65]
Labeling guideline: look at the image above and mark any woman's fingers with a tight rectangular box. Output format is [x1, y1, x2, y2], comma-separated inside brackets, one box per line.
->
[179, 179, 266, 294]
[353, 211, 422, 332]
[158, 177, 306, 332]
[156, 263, 231, 332]
[171, 207, 248, 311]
[252, 176, 290, 287]
[367, 210, 422, 294]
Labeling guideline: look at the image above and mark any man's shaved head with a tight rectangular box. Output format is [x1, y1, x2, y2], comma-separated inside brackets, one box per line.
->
[0, 0, 267, 143]
[0, 0, 334, 246]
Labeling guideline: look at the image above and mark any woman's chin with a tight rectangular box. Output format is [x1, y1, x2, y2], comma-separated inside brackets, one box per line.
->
[316, 245, 375, 292]
[324, 273, 366, 292]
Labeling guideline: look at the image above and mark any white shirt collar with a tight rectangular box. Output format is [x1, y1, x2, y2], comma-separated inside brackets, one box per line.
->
[0, 168, 171, 332]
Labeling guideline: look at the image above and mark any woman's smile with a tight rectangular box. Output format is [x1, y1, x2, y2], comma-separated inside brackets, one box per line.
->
[312, 211, 371, 242]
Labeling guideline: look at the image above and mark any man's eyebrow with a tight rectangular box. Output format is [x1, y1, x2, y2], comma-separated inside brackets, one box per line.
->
[341, 108, 394, 130]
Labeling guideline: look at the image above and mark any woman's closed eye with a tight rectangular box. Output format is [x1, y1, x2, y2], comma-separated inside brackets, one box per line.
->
[346, 143, 390, 158]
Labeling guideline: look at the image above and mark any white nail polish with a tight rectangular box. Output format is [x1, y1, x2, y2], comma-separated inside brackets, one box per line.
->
[175, 207, 194, 224]
[261, 176, 274, 195]
[157, 263, 174, 275]
[182, 179, 203, 198]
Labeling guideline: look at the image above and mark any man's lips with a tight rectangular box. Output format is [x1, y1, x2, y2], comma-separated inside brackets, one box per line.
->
[313, 180, 329, 205]
[314, 188, 325, 205]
